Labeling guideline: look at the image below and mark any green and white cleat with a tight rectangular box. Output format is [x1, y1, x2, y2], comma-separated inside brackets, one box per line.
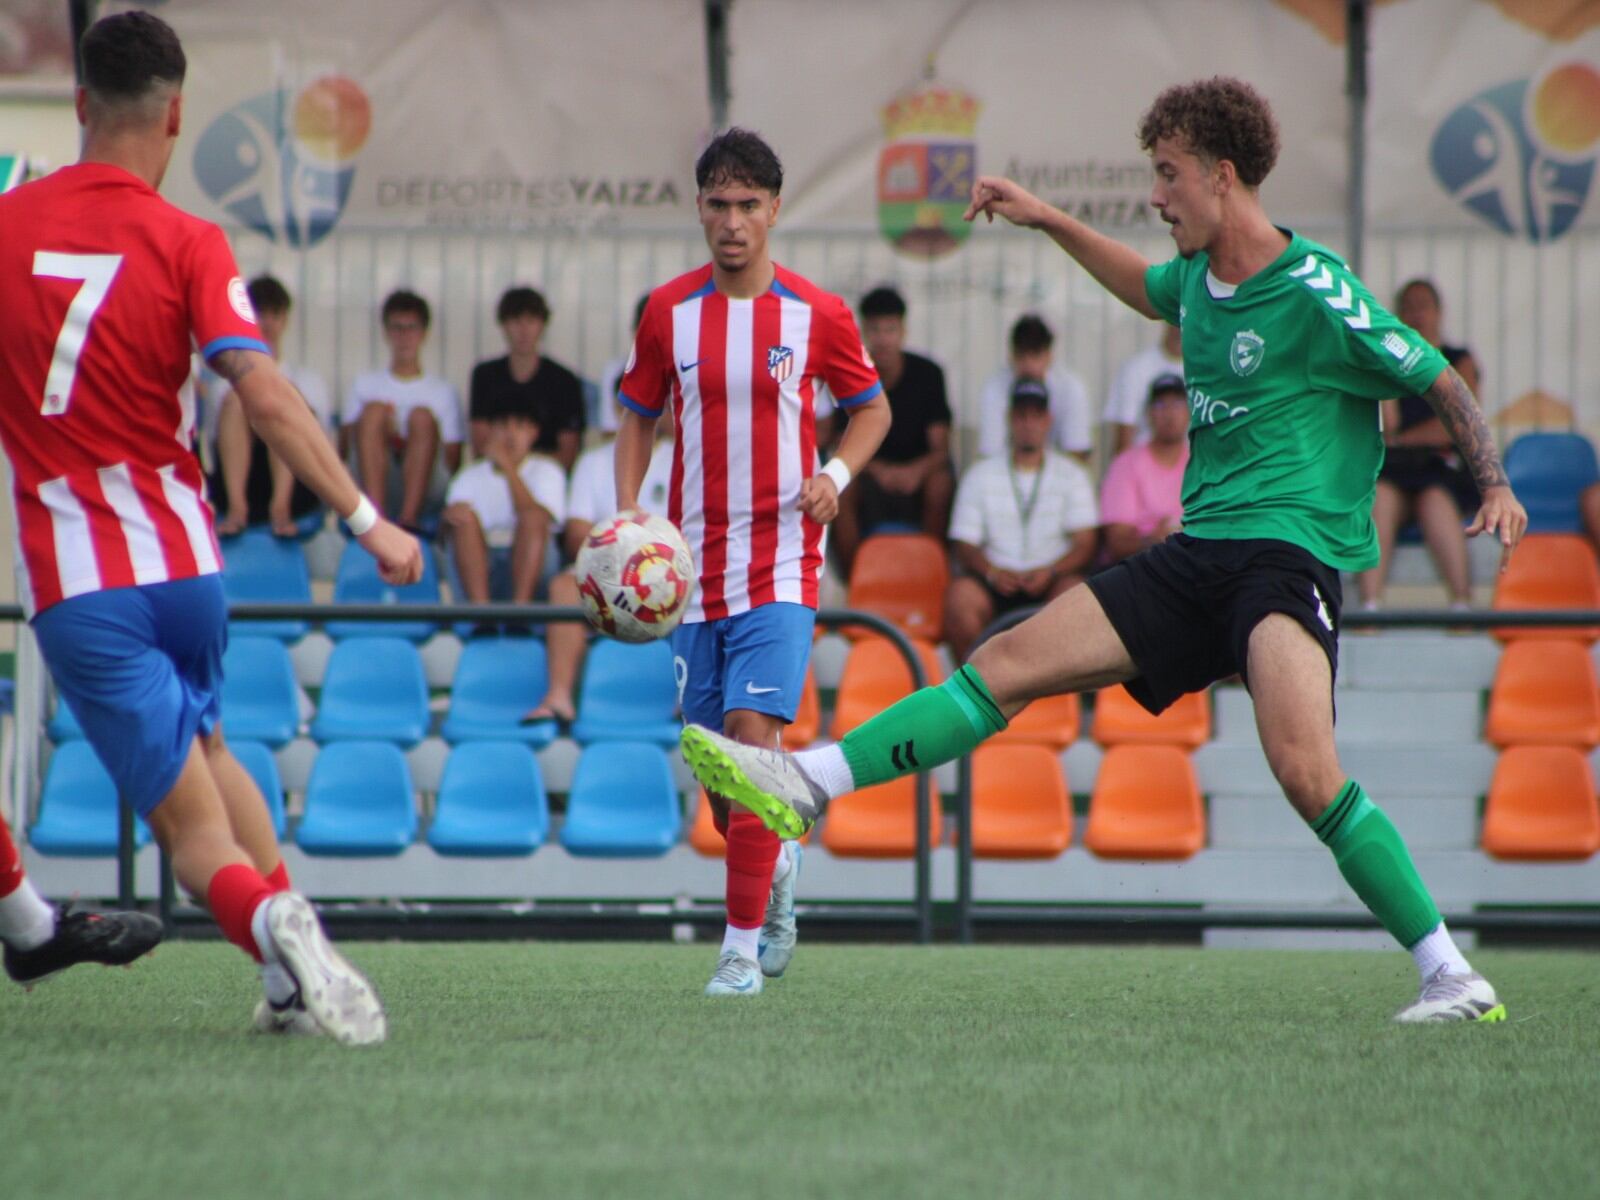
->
[1394, 967, 1506, 1023]
[264, 892, 387, 1046]
[758, 842, 802, 979]
[704, 950, 763, 997]
[679, 725, 828, 840]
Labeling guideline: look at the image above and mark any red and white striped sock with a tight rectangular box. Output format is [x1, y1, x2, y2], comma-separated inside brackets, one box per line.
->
[205, 863, 276, 963]
[722, 810, 779, 960]
[0, 818, 55, 950]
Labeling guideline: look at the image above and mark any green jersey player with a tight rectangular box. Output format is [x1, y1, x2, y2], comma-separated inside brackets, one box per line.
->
[680, 77, 1528, 1023]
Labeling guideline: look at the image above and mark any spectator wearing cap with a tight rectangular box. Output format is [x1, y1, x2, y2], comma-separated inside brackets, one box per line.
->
[830, 285, 955, 576]
[975, 313, 1094, 463]
[1099, 373, 1190, 564]
[944, 378, 1099, 662]
[469, 286, 586, 472]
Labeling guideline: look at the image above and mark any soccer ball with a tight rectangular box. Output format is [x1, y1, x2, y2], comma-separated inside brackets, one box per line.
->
[575, 509, 695, 642]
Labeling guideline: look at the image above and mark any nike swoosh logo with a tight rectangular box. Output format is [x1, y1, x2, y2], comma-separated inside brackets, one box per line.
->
[679, 358, 704, 372]
[745, 683, 780, 695]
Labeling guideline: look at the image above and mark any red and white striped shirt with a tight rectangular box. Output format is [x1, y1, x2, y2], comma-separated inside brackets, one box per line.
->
[0, 164, 267, 615]
[619, 264, 881, 622]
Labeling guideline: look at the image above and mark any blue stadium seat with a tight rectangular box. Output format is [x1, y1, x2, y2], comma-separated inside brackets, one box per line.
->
[309, 636, 430, 745]
[220, 528, 312, 640]
[559, 741, 681, 856]
[428, 741, 549, 856]
[229, 739, 287, 840]
[570, 639, 681, 745]
[29, 742, 150, 856]
[326, 538, 442, 641]
[441, 638, 557, 747]
[47, 693, 84, 742]
[1504, 432, 1600, 533]
[221, 637, 300, 747]
[296, 741, 416, 855]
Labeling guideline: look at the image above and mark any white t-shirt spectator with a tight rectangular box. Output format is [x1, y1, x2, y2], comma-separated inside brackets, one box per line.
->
[445, 454, 567, 549]
[1103, 343, 1184, 443]
[343, 370, 464, 444]
[976, 366, 1093, 458]
[949, 450, 1099, 572]
[567, 438, 676, 526]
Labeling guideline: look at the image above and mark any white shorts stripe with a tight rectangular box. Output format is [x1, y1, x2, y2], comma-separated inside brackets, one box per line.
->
[158, 464, 220, 575]
[98, 463, 170, 585]
[37, 477, 100, 600]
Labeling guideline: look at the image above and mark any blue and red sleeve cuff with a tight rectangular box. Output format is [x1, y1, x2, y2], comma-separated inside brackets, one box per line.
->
[200, 335, 272, 362]
[835, 381, 883, 409]
[617, 390, 664, 419]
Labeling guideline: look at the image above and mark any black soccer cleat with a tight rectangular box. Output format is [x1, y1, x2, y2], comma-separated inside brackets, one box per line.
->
[3, 905, 164, 986]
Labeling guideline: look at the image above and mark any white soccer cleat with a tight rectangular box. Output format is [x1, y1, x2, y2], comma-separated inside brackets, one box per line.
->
[264, 892, 387, 1045]
[704, 950, 763, 997]
[679, 725, 829, 840]
[251, 994, 323, 1037]
[758, 842, 802, 979]
[1393, 967, 1506, 1024]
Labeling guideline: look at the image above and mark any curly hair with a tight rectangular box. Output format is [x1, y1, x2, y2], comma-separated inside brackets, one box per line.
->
[1137, 77, 1280, 188]
[695, 127, 783, 195]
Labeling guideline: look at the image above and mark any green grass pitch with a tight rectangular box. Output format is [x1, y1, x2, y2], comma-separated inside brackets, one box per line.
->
[3, 942, 1593, 1199]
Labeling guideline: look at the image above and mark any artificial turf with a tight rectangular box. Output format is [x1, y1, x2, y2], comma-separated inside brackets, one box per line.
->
[2, 942, 1593, 1200]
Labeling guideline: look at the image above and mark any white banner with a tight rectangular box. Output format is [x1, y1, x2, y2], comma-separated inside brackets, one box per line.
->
[108, 0, 710, 243]
[727, 0, 1351, 245]
[1370, 0, 1600, 239]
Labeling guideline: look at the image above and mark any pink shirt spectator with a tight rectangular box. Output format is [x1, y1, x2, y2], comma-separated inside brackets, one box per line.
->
[1099, 443, 1189, 537]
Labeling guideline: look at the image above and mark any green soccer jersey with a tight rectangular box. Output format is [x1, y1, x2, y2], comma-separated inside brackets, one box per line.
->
[1144, 231, 1450, 570]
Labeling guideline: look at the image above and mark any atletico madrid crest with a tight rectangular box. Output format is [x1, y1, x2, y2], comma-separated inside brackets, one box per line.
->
[767, 345, 794, 383]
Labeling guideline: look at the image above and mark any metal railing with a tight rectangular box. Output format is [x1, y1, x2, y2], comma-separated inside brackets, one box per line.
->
[8, 600, 937, 943]
[951, 604, 1600, 942]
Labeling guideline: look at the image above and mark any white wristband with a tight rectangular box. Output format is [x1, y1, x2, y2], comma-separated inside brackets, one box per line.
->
[820, 457, 853, 494]
[345, 494, 379, 536]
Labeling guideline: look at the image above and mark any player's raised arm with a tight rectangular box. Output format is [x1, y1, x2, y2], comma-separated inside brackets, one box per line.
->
[1421, 364, 1528, 570]
[211, 347, 423, 584]
[965, 176, 1160, 319]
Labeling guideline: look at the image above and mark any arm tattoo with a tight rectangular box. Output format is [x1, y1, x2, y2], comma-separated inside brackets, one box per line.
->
[209, 348, 259, 386]
[1421, 365, 1508, 493]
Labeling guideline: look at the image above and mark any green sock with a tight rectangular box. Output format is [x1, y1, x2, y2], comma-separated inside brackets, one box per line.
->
[1311, 780, 1441, 948]
[839, 665, 1007, 788]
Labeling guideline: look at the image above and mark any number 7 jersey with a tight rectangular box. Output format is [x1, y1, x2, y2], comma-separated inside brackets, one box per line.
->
[0, 163, 268, 615]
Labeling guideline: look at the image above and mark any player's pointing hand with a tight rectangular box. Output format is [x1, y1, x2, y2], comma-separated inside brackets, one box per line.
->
[1465, 484, 1528, 574]
[963, 176, 1048, 228]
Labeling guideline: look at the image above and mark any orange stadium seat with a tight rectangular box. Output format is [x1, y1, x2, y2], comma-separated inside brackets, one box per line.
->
[970, 744, 1073, 859]
[993, 692, 1081, 749]
[819, 775, 939, 859]
[782, 669, 820, 749]
[1083, 745, 1205, 860]
[1483, 640, 1600, 749]
[1090, 685, 1210, 749]
[828, 636, 944, 741]
[1491, 533, 1600, 642]
[845, 533, 949, 640]
[1482, 745, 1600, 860]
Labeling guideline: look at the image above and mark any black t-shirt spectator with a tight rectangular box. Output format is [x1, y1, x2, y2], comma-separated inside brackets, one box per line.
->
[873, 351, 951, 463]
[469, 355, 585, 454]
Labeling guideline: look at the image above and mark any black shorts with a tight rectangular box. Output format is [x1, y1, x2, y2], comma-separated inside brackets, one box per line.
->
[1086, 533, 1342, 715]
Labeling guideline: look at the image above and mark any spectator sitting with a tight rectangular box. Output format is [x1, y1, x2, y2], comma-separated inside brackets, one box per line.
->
[944, 379, 1099, 662]
[830, 285, 955, 576]
[469, 286, 585, 473]
[213, 275, 334, 537]
[524, 406, 674, 725]
[1100, 373, 1190, 564]
[1357, 278, 1481, 610]
[1103, 322, 1183, 455]
[342, 289, 463, 531]
[976, 313, 1093, 463]
[441, 412, 566, 622]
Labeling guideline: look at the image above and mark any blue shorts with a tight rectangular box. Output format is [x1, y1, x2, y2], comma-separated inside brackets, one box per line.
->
[671, 602, 815, 730]
[32, 576, 227, 818]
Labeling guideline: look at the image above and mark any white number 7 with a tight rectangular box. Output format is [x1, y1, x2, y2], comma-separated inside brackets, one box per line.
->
[32, 251, 123, 416]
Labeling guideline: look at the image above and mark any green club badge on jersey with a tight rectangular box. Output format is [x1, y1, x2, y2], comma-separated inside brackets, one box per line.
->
[1230, 329, 1266, 376]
